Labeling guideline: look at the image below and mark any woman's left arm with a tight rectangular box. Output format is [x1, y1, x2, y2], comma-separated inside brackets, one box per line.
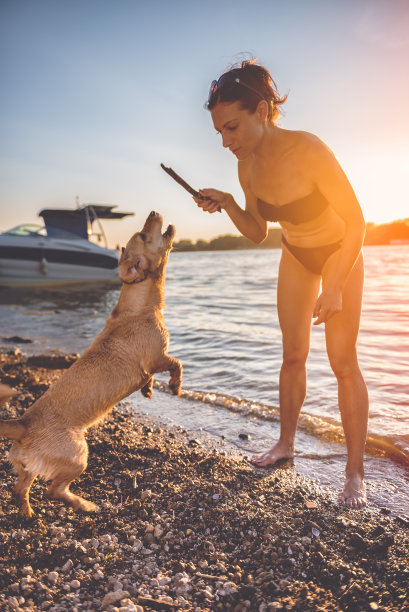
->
[308, 137, 366, 324]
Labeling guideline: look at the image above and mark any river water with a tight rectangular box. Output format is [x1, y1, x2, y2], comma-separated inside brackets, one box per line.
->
[0, 245, 408, 515]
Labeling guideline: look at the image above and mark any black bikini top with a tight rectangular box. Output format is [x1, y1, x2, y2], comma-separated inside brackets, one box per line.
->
[257, 188, 329, 225]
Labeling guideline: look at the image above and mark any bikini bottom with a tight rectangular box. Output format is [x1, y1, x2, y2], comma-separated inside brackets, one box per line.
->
[281, 235, 342, 275]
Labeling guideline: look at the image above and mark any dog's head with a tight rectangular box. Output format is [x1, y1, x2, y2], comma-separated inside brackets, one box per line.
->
[118, 211, 175, 284]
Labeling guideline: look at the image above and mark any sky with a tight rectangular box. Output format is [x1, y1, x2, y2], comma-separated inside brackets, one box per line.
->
[1, 0, 408, 246]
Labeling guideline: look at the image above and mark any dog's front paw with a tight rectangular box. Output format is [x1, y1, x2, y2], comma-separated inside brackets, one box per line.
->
[169, 383, 181, 396]
[141, 380, 153, 399]
[141, 386, 153, 399]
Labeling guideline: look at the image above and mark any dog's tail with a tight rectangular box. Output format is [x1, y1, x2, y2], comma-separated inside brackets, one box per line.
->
[0, 384, 26, 440]
[0, 383, 17, 405]
[0, 419, 26, 440]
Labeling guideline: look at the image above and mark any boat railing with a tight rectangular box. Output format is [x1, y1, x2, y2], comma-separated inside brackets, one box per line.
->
[87, 205, 108, 248]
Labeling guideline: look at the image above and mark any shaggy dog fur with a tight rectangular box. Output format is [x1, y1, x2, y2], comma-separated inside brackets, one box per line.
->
[0, 211, 182, 517]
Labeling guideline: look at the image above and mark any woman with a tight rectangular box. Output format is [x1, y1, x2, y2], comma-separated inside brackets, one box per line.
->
[193, 60, 368, 509]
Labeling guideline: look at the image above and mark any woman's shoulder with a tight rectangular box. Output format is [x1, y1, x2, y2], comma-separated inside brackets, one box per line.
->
[285, 129, 329, 152]
[290, 132, 343, 185]
[285, 130, 336, 169]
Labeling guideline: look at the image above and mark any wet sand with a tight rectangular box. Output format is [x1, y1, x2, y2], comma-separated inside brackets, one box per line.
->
[0, 348, 408, 611]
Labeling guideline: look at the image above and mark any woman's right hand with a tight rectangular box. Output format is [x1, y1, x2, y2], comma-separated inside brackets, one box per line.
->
[193, 188, 234, 214]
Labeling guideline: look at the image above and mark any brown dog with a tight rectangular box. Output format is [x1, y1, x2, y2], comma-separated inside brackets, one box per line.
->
[0, 211, 182, 517]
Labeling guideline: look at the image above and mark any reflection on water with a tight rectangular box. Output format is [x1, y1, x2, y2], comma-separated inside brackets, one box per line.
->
[0, 245, 408, 513]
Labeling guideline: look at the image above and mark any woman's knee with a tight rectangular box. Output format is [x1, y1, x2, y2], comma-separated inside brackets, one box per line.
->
[282, 347, 309, 370]
[328, 352, 359, 380]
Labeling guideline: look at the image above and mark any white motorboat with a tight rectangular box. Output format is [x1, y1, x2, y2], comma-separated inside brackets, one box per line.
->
[0, 204, 134, 286]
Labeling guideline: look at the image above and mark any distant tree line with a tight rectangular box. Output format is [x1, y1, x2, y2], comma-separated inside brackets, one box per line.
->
[173, 228, 282, 251]
[173, 219, 409, 252]
[364, 219, 409, 245]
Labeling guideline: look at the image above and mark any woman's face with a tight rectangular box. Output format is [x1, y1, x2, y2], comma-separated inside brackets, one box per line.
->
[210, 100, 265, 160]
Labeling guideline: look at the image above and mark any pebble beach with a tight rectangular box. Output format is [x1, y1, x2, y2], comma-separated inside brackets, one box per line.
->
[0, 348, 408, 612]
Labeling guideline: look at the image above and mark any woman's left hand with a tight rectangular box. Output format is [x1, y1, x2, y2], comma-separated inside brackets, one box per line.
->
[313, 288, 343, 325]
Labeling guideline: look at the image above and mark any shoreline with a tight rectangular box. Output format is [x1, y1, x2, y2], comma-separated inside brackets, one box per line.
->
[0, 348, 408, 611]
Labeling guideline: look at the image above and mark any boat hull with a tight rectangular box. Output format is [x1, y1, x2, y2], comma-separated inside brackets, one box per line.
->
[0, 235, 120, 286]
[0, 258, 119, 286]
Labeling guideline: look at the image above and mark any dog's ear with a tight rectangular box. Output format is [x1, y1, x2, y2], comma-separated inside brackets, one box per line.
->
[119, 247, 126, 264]
[118, 255, 149, 284]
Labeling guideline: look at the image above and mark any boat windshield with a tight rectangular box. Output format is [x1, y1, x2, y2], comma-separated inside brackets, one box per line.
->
[2, 224, 47, 237]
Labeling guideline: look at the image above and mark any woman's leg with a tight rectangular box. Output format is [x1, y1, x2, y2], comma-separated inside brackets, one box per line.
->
[251, 245, 321, 466]
[323, 251, 368, 508]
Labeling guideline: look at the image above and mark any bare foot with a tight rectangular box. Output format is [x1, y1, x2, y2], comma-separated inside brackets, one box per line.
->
[251, 441, 295, 467]
[337, 474, 367, 509]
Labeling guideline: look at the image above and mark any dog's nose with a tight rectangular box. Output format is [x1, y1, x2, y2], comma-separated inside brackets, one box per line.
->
[149, 211, 160, 218]
[163, 224, 175, 238]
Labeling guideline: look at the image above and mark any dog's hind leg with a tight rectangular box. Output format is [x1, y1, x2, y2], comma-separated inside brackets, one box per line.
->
[13, 466, 38, 519]
[46, 463, 97, 513]
[46, 435, 97, 512]
[9, 443, 37, 518]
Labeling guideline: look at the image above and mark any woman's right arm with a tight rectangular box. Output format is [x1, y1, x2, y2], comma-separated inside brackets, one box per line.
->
[193, 161, 268, 244]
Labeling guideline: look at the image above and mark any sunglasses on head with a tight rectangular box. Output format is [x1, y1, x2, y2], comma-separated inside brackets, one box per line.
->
[206, 72, 264, 108]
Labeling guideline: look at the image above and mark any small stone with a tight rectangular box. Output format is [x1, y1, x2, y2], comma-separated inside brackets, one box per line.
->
[305, 501, 318, 509]
[143, 533, 155, 545]
[70, 579, 81, 589]
[22, 566, 33, 576]
[47, 571, 59, 585]
[218, 581, 238, 596]
[101, 590, 130, 609]
[20, 577, 33, 591]
[279, 579, 290, 589]
[350, 532, 368, 549]
[175, 576, 192, 595]
[201, 588, 214, 600]
[189, 439, 201, 447]
[132, 539, 143, 552]
[62, 559, 74, 572]
[238, 433, 251, 440]
[94, 569, 105, 580]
